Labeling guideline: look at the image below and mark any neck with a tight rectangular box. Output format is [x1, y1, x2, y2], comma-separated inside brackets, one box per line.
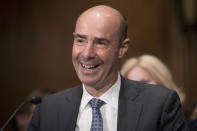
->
[84, 73, 119, 97]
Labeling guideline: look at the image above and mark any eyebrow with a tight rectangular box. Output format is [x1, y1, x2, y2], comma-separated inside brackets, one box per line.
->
[73, 33, 87, 39]
[94, 37, 110, 43]
[73, 33, 110, 43]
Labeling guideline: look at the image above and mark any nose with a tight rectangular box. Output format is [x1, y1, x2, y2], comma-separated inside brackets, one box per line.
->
[81, 43, 95, 59]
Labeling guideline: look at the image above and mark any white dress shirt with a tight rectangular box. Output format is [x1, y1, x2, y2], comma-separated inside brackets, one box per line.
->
[75, 73, 121, 131]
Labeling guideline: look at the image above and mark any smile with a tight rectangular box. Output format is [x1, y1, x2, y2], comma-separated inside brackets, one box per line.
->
[81, 63, 100, 69]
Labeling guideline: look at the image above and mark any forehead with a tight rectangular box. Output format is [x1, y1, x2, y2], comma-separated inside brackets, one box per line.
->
[75, 9, 122, 38]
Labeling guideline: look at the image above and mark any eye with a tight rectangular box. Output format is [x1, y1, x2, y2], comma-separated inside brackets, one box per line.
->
[74, 38, 86, 44]
[94, 38, 110, 47]
[95, 39, 110, 46]
[77, 39, 84, 43]
[97, 41, 106, 45]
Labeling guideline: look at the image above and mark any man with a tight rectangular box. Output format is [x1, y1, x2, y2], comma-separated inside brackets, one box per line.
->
[28, 5, 188, 131]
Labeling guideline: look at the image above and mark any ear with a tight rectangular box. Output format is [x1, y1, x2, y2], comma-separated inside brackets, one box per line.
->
[118, 38, 130, 59]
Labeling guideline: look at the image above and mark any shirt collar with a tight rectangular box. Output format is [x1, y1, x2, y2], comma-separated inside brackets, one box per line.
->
[79, 73, 121, 112]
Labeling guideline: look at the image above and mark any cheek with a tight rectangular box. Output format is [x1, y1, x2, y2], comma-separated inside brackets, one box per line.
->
[98, 50, 116, 63]
[102, 47, 118, 59]
[72, 45, 81, 59]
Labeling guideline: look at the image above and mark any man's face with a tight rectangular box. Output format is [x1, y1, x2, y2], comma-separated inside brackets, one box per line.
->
[72, 12, 122, 89]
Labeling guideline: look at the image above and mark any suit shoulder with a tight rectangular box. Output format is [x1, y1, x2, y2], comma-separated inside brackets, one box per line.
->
[123, 78, 178, 101]
[40, 85, 82, 104]
[138, 82, 179, 105]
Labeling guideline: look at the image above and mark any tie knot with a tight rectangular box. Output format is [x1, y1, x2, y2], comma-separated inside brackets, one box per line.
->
[89, 98, 104, 109]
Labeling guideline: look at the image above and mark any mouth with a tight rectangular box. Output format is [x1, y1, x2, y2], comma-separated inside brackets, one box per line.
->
[81, 63, 100, 69]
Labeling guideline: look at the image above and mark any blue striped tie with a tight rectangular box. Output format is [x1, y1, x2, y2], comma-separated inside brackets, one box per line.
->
[89, 98, 105, 131]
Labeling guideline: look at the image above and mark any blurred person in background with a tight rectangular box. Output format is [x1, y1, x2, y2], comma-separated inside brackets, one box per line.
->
[121, 54, 186, 105]
[13, 88, 56, 131]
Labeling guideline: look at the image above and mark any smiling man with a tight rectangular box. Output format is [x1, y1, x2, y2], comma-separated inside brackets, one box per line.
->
[28, 5, 188, 131]
[72, 6, 129, 97]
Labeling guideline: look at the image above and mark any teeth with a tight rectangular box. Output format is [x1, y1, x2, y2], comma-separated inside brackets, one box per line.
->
[82, 64, 96, 69]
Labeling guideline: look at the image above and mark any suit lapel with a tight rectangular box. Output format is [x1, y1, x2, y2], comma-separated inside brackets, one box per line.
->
[59, 86, 83, 131]
[57, 78, 142, 131]
[117, 77, 143, 131]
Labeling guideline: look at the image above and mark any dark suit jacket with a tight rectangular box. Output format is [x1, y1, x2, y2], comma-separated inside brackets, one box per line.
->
[28, 77, 188, 131]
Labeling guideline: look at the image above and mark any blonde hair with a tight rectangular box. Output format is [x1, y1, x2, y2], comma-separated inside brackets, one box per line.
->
[121, 54, 185, 104]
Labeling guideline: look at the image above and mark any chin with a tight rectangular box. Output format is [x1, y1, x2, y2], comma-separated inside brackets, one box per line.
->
[79, 76, 99, 86]
[81, 79, 97, 85]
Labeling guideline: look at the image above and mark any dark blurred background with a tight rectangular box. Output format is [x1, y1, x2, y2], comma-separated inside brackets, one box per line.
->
[1, 0, 197, 130]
